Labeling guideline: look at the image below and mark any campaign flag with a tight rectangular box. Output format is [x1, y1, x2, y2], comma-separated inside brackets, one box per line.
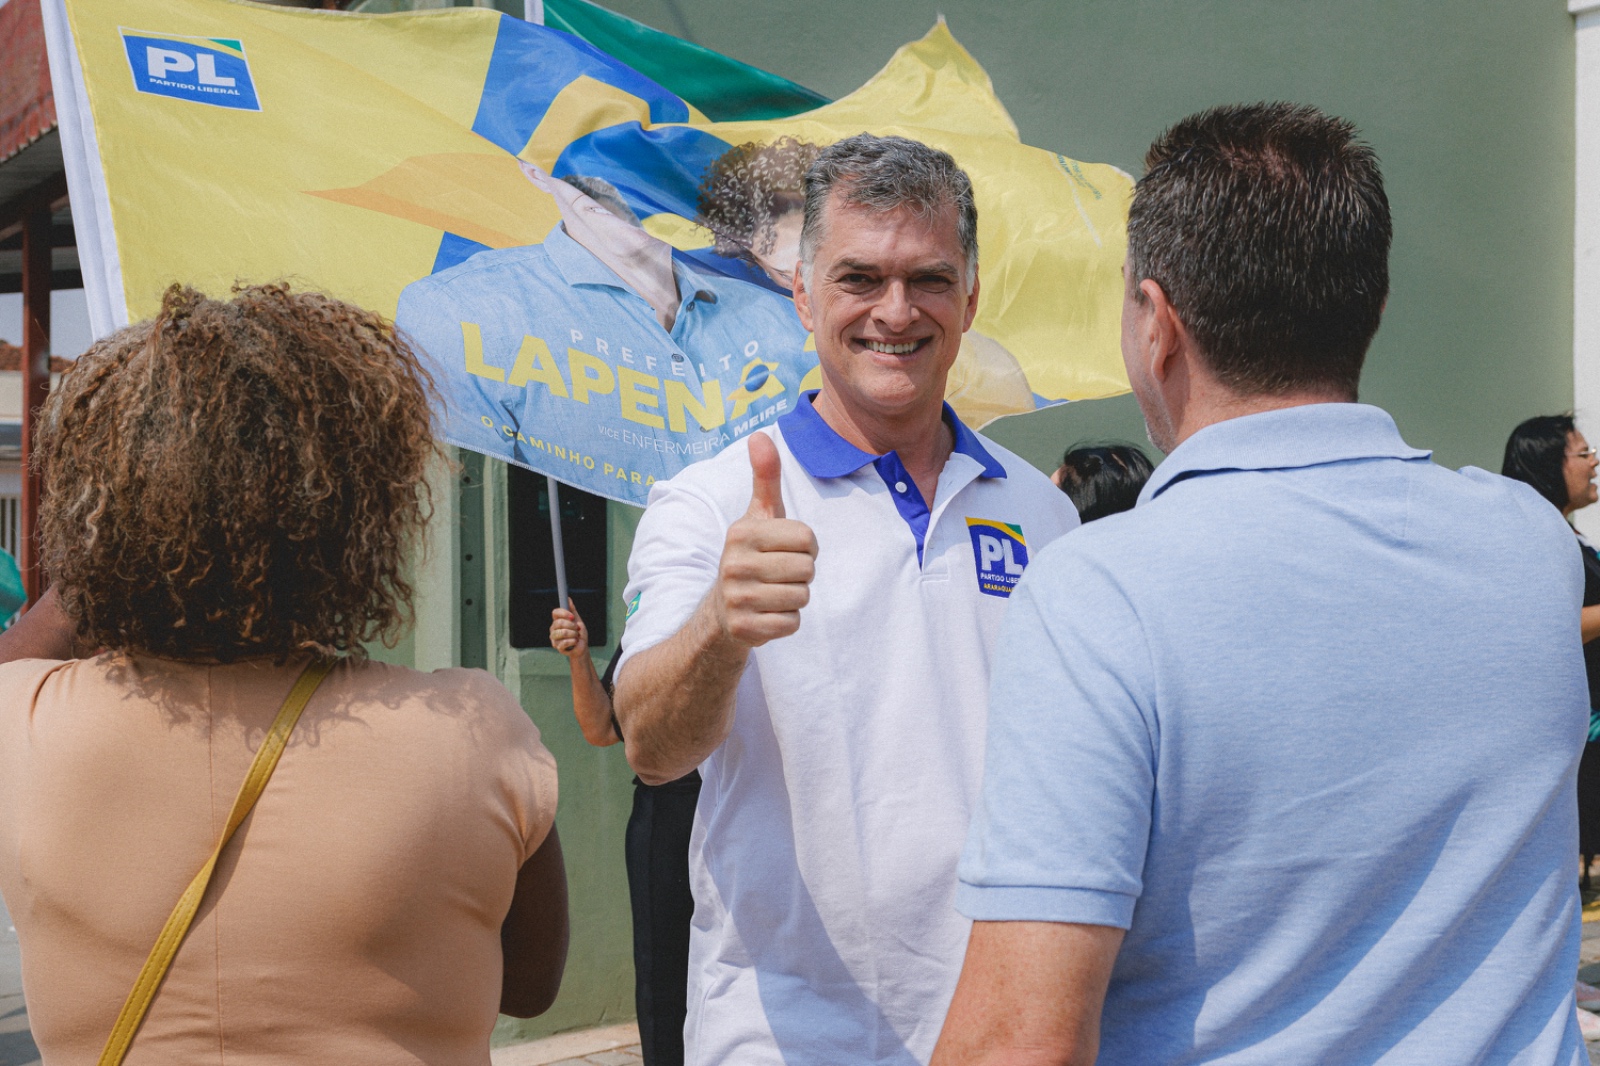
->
[43, 0, 1132, 505]
[539, 0, 830, 122]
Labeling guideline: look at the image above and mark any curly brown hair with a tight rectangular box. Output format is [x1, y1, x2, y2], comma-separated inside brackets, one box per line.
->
[696, 136, 820, 264]
[36, 283, 438, 662]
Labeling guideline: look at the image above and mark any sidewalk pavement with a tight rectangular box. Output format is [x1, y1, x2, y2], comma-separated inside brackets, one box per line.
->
[1567, 896, 1600, 1065]
[491, 1023, 641, 1065]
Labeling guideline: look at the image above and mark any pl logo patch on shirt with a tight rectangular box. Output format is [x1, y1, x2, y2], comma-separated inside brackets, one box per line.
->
[966, 518, 1028, 598]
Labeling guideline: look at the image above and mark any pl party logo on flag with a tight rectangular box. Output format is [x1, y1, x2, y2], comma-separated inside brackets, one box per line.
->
[966, 518, 1030, 598]
[121, 30, 260, 111]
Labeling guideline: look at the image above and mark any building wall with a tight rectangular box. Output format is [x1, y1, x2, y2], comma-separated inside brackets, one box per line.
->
[400, 0, 1583, 1042]
[490, 465, 642, 1045]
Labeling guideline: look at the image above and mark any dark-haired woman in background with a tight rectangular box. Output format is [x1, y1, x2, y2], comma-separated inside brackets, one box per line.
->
[1053, 442, 1156, 523]
[1502, 413, 1600, 1030]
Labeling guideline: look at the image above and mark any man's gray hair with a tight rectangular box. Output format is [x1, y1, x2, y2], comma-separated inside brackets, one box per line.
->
[799, 133, 979, 288]
[561, 174, 641, 227]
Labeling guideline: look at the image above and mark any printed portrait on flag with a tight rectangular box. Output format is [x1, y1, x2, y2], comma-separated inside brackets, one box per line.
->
[394, 158, 811, 496]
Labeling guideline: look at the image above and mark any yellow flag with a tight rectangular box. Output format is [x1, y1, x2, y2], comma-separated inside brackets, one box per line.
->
[58, 0, 1130, 502]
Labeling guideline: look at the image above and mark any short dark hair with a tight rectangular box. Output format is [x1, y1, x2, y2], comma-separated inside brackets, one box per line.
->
[1127, 102, 1391, 399]
[1056, 442, 1155, 523]
[1502, 413, 1577, 512]
[562, 174, 640, 225]
[800, 133, 978, 286]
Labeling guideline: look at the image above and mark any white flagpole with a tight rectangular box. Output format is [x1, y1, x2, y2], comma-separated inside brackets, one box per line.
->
[547, 476, 570, 612]
[40, 0, 127, 338]
[520, 0, 570, 617]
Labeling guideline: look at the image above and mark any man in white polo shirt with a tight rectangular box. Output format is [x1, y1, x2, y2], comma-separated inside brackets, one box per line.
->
[613, 133, 1079, 1065]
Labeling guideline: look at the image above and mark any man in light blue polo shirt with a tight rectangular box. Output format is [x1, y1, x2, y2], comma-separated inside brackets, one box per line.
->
[933, 104, 1588, 1065]
[614, 135, 1078, 1065]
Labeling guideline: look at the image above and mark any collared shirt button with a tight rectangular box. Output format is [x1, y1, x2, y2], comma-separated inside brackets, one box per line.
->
[895, 481, 908, 493]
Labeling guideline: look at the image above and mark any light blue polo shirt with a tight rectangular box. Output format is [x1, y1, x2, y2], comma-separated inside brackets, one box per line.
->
[394, 225, 811, 504]
[959, 403, 1588, 1065]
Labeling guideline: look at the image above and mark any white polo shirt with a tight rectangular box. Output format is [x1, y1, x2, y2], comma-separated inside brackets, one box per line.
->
[618, 393, 1079, 1066]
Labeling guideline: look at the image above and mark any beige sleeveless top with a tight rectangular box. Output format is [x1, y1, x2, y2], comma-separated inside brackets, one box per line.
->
[0, 654, 558, 1065]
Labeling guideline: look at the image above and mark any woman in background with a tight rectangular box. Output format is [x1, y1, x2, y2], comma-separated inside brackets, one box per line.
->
[0, 284, 568, 1064]
[1502, 412, 1600, 1033]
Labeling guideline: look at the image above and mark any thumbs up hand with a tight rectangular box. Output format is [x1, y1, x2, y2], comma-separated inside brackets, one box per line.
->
[713, 433, 819, 647]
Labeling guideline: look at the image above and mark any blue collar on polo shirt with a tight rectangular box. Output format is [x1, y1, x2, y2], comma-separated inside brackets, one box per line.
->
[1139, 402, 1433, 505]
[778, 390, 1005, 563]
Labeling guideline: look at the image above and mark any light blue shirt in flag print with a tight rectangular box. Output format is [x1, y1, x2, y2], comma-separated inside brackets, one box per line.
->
[395, 225, 813, 504]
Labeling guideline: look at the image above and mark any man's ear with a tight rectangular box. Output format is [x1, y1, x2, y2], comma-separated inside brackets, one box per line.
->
[962, 270, 981, 333]
[1140, 279, 1186, 385]
[793, 267, 815, 332]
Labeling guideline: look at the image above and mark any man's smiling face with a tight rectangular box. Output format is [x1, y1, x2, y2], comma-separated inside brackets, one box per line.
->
[795, 191, 979, 427]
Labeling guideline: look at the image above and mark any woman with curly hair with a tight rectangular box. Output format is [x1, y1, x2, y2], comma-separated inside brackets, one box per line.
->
[0, 284, 567, 1064]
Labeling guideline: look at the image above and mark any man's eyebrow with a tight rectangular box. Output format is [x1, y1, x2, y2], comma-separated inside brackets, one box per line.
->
[828, 259, 962, 276]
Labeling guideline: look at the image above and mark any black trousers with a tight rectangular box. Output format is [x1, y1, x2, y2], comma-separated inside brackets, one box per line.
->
[625, 770, 702, 1066]
[1581, 740, 1600, 860]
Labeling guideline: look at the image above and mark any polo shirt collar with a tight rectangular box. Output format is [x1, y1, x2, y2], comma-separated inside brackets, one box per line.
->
[778, 390, 1006, 480]
[542, 223, 718, 310]
[1141, 402, 1432, 504]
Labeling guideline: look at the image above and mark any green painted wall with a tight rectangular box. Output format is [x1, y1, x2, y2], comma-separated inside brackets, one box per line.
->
[491, 474, 643, 1045]
[408, 0, 1581, 1042]
[492, 656, 637, 1045]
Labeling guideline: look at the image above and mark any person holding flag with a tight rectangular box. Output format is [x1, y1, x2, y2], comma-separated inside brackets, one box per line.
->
[612, 134, 1080, 1065]
[548, 600, 700, 1066]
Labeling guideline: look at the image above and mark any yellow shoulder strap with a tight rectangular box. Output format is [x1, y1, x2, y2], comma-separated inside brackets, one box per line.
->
[97, 658, 336, 1066]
